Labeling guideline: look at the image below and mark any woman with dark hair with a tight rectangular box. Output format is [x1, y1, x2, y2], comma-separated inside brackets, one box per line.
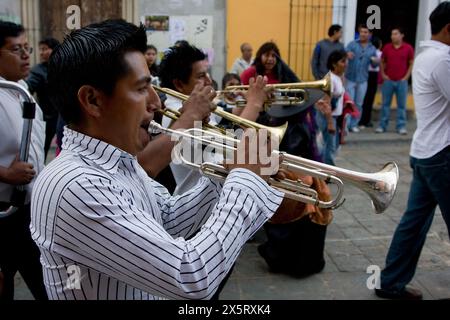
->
[144, 44, 159, 77]
[241, 41, 330, 278]
[241, 42, 281, 85]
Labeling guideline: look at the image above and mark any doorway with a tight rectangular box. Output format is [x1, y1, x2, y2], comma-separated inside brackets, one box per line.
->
[356, 0, 420, 48]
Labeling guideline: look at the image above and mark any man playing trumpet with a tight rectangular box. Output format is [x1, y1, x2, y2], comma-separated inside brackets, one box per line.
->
[139, 43, 270, 195]
[30, 19, 284, 300]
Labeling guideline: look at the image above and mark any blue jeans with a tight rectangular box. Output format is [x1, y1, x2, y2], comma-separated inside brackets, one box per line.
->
[380, 146, 450, 293]
[378, 80, 408, 131]
[315, 112, 338, 166]
[345, 79, 368, 130]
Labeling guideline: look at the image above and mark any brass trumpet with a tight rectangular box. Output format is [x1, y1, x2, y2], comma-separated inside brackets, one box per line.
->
[148, 121, 399, 214]
[217, 73, 332, 108]
[153, 86, 288, 141]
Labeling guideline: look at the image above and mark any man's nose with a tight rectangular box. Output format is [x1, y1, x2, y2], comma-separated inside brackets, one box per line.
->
[204, 73, 213, 86]
[148, 86, 161, 112]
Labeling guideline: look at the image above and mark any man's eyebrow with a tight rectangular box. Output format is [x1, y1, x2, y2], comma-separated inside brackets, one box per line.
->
[135, 76, 152, 85]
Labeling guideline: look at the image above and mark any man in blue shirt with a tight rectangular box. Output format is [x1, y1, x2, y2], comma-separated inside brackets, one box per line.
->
[345, 24, 378, 133]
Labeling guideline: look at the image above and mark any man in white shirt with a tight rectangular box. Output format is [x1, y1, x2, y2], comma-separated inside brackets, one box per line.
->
[31, 19, 283, 300]
[0, 21, 47, 300]
[375, 2, 450, 300]
[230, 42, 253, 76]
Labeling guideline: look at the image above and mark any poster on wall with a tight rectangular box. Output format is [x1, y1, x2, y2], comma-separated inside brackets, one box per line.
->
[143, 15, 169, 31]
[141, 14, 214, 64]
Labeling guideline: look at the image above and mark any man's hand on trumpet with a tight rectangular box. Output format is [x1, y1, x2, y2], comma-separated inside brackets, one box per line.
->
[224, 127, 278, 182]
[177, 81, 215, 128]
[239, 75, 272, 121]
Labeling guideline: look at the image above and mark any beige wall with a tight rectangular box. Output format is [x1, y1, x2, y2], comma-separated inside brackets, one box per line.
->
[227, 0, 290, 70]
[227, 0, 333, 80]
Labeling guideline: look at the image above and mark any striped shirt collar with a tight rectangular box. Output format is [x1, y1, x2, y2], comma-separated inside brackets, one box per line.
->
[62, 126, 134, 174]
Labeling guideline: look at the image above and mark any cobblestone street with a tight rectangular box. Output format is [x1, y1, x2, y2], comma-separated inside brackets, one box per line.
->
[220, 122, 450, 300]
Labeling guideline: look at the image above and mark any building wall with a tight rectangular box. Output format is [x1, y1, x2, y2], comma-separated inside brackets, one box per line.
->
[227, 0, 336, 81]
[226, 0, 290, 72]
[138, 0, 227, 85]
[333, 0, 357, 47]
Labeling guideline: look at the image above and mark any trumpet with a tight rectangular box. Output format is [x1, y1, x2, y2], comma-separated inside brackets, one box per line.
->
[153, 86, 288, 141]
[217, 73, 332, 108]
[149, 121, 399, 214]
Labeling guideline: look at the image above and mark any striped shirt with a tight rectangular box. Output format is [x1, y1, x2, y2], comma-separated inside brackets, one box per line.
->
[30, 127, 283, 300]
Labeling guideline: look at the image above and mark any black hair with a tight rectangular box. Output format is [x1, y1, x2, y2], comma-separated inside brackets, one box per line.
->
[253, 41, 299, 83]
[391, 27, 405, 35]
[39, 37, 60, 50]
[0, 21, 25, 48]
[159, 44, 206, 90]
[174, 40, 190, 47]
[327, 49, 347, 71]
[221, 73, 240, 89]
[253, 41, 281, 76]
[48, 19, 147, 125]
[371, 36, 382, 49]
[328, 24, 342, 37]
[357, 23, 370, 31]
[146, 44, 157, 52]
[430, 2, 450, 35]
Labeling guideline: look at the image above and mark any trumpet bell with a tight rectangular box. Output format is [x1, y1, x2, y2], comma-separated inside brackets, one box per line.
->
[266, 88, 326, 118]
[221, 73, 333, 117]
[365, 162, 399, 214]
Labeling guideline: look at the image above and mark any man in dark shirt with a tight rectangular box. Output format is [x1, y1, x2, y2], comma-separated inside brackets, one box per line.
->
[311, 24, 344, 80]
[26, 37, 60, 159]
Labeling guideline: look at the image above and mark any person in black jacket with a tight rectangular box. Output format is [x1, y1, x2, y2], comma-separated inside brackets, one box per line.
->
[26, 37, 60, 160]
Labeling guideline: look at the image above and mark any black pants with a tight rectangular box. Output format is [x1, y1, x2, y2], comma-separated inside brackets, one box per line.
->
[258, 216, 327, 278]
[0, 204, 47, 300]
[359, 71, 379, 127]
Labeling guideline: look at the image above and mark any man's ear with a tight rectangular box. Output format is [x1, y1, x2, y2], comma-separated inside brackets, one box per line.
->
[77, 85, 103, 118]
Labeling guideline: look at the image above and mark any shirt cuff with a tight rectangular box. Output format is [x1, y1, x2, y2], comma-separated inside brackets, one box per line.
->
[224, 168, 284, 218]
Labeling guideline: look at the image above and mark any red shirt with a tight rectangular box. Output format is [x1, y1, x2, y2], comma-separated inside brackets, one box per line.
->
[240, 66, 280, 85]
[382, 42, 414, 81]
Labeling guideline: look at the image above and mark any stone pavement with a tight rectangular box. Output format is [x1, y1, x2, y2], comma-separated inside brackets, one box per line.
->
[13, 120, 450, 300]
[220, 120, 450, 300]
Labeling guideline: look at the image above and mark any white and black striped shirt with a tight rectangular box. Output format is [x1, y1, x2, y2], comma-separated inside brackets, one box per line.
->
[30, 127, 283, 300]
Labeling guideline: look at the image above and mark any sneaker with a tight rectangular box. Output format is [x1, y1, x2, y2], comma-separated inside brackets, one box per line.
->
[358, 125, 366, 130]
[375, 127, 385, 133]
[350, 127, 360, 133]
[398, 128, 408, 135]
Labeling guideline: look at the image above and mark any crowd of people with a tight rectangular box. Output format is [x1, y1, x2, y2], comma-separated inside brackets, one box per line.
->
[0, 1, 449, 301]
